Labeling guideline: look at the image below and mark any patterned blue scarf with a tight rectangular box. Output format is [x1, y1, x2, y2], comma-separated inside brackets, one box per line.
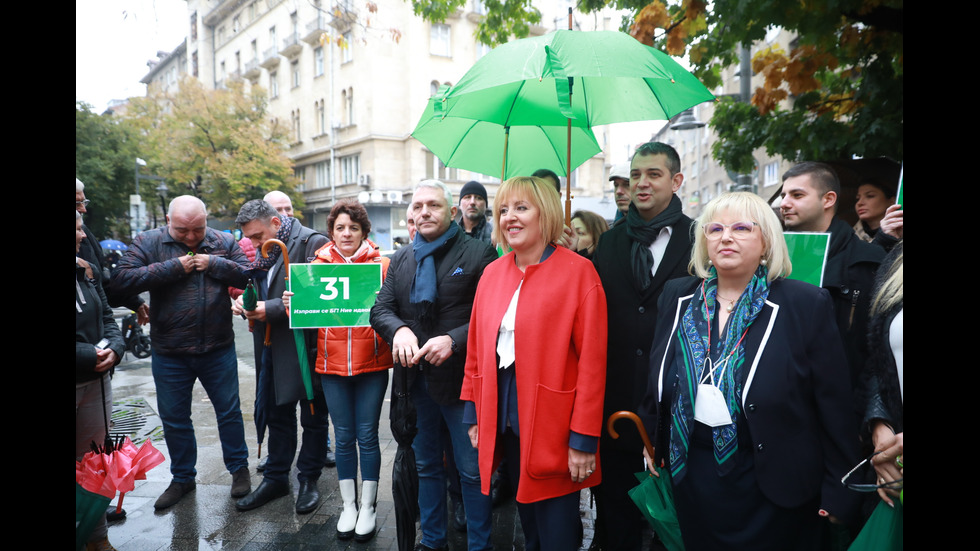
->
[411, 220, 459, 329]
[669, 265, 770, 482]
[248, 216, 293, 272]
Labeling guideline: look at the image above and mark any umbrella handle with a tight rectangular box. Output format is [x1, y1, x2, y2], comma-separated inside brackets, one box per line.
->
[261, 239, 290, 268]
[260, 239, 288, 347]
[607, 410, 656, 462]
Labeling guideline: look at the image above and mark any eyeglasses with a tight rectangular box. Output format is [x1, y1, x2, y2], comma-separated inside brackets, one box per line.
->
[702, 221, 757, 240]
[840, 452, 904, 492]
[76, 200, 91, 208]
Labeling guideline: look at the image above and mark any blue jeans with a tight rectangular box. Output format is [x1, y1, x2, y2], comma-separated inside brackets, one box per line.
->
[320, 370, 389, 481]
[412, 375, 492, 551]
[151, 345, 249, 482]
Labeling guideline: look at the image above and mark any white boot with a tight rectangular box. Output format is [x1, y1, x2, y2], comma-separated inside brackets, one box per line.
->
[354, 480, 378, 542]
[337, 479, 358, 539]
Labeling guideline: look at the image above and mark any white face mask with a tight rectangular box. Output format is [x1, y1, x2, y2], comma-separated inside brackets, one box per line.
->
[694, 384, 733, 427]
[694, 357, 733, 427]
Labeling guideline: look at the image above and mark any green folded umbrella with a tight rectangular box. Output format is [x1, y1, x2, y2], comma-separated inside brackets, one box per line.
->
[260, 239, 316, 411]
[629, 470, 685, 551]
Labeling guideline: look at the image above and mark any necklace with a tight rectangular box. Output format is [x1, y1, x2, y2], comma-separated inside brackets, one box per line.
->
[716, 293, 737, 313]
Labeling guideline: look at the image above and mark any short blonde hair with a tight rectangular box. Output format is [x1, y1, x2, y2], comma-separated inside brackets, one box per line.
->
[492, 176, 564, 247]
[690, 192, 791, 282]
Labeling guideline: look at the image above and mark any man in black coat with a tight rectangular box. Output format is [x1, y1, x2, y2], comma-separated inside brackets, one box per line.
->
[76, 178, 149, 322]
[779, 161, 884, 388]
[232, 200, 330, 514]
[591, 142, 695, 551]
[371, 180, 497, 551]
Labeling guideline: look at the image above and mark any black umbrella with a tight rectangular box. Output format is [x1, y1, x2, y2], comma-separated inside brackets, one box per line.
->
[390, 367, 419, 551]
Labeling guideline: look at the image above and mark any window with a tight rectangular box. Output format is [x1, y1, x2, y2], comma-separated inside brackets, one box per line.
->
[314, 47, 324, 77]
[291, 109, 301, 142]
[218, 26, 226, 44]
[342, 32, 353, 63]
[233, 16, 240, 33]
[192, 51, 199, 77]
[316, 99, 326, 135]
[294, 167, 306, 191]
[251, 40, 258, 60]
[292, 61, 300, 88]
[341, 155, 360, 185]
[765, 161, 779, 187]
[342, 87, 354, 126]
[190, 12, 198, 41]
[269, 71, 279, 98]
[430, 24, 451, 57]
[269, 26, 277, 50]
[476, 41, 491, 60]
[347, 87, 354, 125]
[425, 151, 457, 180]
[315, 161, 330, 188]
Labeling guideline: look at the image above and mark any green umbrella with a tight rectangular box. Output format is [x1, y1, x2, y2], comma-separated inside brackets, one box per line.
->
[260, 239, 316, 413]
[608, 411, 685, 551]
[435, 29, 715, 220]
[412, 87, 602, 181]
[445, 30, 715, 127]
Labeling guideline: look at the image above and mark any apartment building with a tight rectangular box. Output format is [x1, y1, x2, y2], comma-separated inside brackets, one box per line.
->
[146, 0, 610, 247]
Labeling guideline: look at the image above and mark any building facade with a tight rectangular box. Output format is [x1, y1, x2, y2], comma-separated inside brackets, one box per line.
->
[147, 0, 613, 248]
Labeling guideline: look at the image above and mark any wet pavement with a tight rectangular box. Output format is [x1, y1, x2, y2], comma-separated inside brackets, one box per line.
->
[101, 313, 598, 550]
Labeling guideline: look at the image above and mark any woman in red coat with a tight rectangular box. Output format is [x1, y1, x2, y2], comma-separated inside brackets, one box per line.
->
[284, 199, 392, 542]
[461, 176, 607, 550]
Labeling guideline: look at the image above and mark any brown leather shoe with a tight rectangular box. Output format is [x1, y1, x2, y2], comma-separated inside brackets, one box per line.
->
[231, 467, 251, 498]
[154, 480, 196, 510]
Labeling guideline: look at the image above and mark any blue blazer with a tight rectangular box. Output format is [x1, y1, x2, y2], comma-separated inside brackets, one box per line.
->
[639, 276, 862, 522]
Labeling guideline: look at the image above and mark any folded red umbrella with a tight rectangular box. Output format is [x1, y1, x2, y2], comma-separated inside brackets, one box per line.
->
[76, 436, 165, 509]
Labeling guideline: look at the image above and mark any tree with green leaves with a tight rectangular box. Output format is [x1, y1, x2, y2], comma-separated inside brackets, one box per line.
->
[76, 101, 143, 240]
[411, 0, 903, 173]
[127, 78, 302, 219]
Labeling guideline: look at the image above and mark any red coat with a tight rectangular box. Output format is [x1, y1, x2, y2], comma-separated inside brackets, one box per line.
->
[462, 245, 607, 503]
[312, 239, 393, 377]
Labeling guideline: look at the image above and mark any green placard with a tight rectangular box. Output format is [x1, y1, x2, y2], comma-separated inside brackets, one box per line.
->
[896, 164, 903, 207]
[783, 232, 830, 288]
[288, 263, 383, 328]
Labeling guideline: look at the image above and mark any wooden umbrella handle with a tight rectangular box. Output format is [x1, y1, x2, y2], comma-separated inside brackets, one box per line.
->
[260, 239, 288, 347]
[607, 410, 656, 461]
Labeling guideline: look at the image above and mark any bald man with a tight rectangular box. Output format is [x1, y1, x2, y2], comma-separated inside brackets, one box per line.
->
[264, 190, 294, 218]
[112, 195, 253, 510]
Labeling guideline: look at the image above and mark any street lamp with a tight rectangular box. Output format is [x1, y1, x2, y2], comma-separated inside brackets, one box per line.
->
[670, 109, 706, 215]
[155, 182, 169, 228]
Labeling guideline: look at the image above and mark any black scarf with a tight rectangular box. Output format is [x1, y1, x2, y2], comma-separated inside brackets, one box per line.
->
[625, 195, 683, 292]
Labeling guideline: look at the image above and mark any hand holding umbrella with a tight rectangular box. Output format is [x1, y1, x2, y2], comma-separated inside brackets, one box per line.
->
[608, 411, 684, 551]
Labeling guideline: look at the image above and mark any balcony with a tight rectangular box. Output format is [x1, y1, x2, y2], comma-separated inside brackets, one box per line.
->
[304, 17, 329, 45]
[260, 47, 281, 69]
[281, 33, 303, 58]
[243, 59, 261, 79]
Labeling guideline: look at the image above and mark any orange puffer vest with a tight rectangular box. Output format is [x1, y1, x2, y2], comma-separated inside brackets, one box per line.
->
[312, 239, 394, 377]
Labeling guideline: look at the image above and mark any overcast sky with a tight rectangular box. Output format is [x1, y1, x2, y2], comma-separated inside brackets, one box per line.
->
[76, 0, 187, 112]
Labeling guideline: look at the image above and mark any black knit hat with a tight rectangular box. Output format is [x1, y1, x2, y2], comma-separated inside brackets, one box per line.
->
[459, 180, 488, 204]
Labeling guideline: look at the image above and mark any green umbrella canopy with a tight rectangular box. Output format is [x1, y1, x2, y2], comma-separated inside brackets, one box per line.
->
[412, 90, 602, 180]
[443, 30, 715, 127]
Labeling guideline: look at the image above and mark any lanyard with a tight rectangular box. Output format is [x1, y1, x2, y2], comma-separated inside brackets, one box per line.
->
[699, 279, 750, 387]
